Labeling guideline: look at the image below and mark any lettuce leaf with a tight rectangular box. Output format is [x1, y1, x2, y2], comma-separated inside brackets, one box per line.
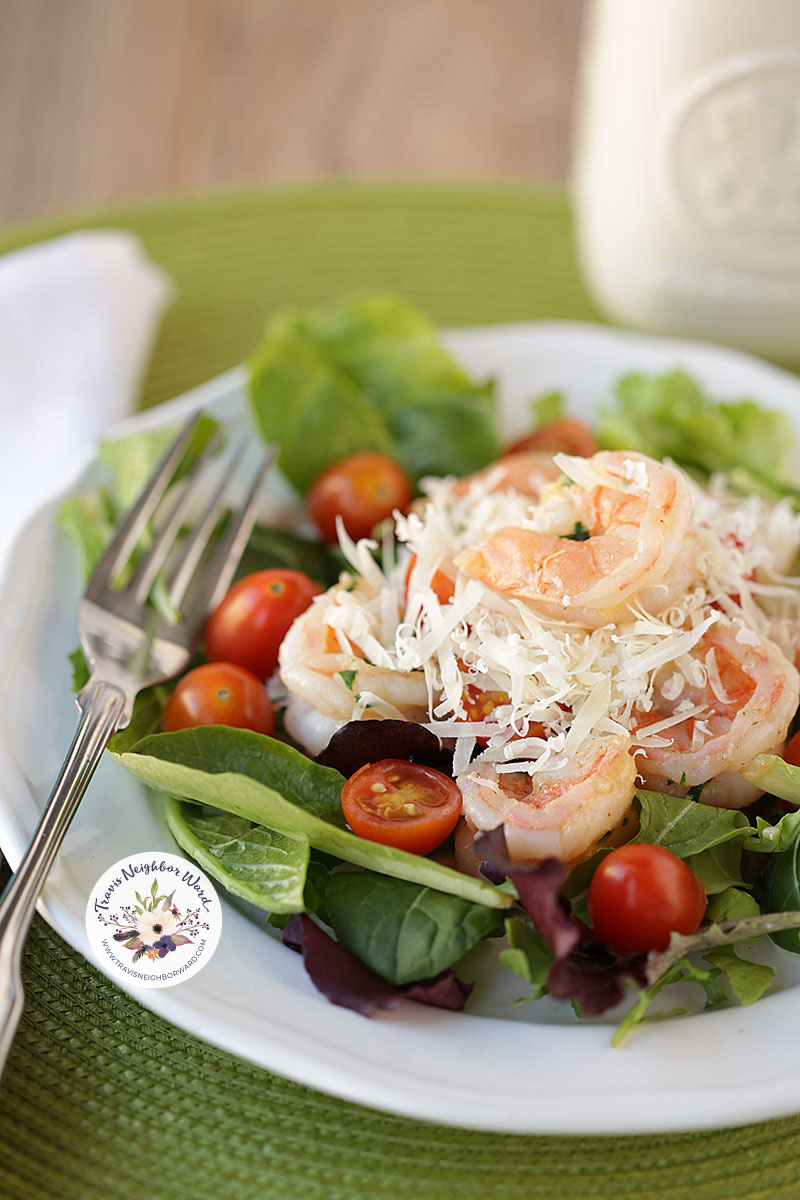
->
[598, 371, 799, 497]
[248, 294, 498, 490]
[112, 727, 511, 909]
[282, 914, 473, 1015]
[163, 797, 309, 913]
[498, 917, 553, 999]
[612, 960, 725, 1046]
[324, 871, 501, 985]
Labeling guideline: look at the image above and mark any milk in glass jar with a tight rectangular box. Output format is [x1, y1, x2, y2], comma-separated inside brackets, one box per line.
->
[572, 0, 800, 362]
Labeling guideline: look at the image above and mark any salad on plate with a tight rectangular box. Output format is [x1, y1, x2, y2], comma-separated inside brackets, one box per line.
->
[60, 294, 800, 1043]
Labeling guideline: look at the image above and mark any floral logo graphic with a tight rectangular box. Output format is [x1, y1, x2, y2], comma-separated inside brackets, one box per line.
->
[95, 876, 210, 965]
[86, 852, 222, 988]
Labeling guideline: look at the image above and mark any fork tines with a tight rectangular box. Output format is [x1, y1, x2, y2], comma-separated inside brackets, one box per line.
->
[85, 412, 274, 637]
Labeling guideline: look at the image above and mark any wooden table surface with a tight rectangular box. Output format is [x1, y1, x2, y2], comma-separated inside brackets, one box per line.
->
[0, 0, 584, 227]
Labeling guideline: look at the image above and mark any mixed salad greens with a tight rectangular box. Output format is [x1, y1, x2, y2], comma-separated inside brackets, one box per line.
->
[60, 293, 800, 1042]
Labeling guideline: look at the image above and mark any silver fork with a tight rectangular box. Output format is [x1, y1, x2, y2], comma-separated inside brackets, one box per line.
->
[0, 412, 273, 1073]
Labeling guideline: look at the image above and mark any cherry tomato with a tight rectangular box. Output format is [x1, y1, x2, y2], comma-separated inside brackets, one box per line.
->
[507, 418, 597, 458]
[205, 569, 321, 679]
[308, 452, 413, 543]
[404, 553, 455, 606]
[587, 844, 706, 953]
[162, 662, 275, 735]
[341, 759, 462, 855]
[783, 730, 800, 769]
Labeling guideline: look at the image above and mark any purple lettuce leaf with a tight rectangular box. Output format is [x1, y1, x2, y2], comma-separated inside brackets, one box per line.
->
[407, 973, 474, 1010]
[475, 825, 646, 1016]
[283, 914, 472, 1016]
[315, 720, 453, 778]
[475, 827, 580, 957]
[548, 934, 647, 1017]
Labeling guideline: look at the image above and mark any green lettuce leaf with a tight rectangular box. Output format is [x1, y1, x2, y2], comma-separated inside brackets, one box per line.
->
[249, 294, 498, 490]
[498, 917, 553, 999]
[598, 370, 798, 495]
[111, 727, 511, 909]
[645, 910, 800, 984]
[98, 415, 220, 510]
[740, 757, 800, 851]
[164, 797, 308, 912]
[634, 789, 750, 857]
[529, 391, 565, 429]
[612, 959, 726, 1047]
[705, 887, 760, 924]
[702, 945, 773, 1007]
[324, 871, 502, 985]
[684, 839, 749, 895]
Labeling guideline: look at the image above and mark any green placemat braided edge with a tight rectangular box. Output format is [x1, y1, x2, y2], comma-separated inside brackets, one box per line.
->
[0, 181, 797, 1200]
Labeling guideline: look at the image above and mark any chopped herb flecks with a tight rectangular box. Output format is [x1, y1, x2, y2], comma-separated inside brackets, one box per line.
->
[562, 521, 591, 542]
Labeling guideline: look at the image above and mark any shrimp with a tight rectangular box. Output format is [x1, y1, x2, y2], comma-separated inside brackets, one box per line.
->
[456, 451, 692, 615]
[278, 592, 429, 749]
[456, 733, 636, 864]
[454, 451, 562, 499]
[635, 624, 800, 808]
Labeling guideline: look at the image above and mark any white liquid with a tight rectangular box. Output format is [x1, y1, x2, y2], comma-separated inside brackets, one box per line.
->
[572, 0, 800, 363]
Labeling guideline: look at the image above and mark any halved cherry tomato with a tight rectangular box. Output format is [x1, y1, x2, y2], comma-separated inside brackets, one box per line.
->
[162, 662, 275, 735]
[404, 553, 455, 606]
[341, 759, 462, 855]
[205, 569, 321, 679]
[507, 417, 597, 458]
[587, 843, 706, 953]
[308, 452, 413, 543]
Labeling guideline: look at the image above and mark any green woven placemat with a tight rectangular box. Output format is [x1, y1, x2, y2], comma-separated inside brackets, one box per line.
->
[0, 182, 798, 1200]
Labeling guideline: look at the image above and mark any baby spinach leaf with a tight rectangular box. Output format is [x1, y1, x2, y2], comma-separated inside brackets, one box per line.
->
[759, 839, 800, 953]
[249, 294, 498, 490]
[107, 683, 173, 753]
[324, 871, 502, 985]
[702, 945, 774, 1007]
[164, 797, 308, 912]
[112, 727, 511, 909]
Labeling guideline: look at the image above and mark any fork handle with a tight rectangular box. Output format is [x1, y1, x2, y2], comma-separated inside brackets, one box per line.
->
[0, 680, 126, 1074]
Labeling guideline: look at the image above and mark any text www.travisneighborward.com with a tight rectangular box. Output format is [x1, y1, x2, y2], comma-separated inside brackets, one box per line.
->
[101, 937, 208, 983]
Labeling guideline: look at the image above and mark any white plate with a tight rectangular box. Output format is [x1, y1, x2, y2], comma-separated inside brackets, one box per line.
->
[4, 321, 800, 1136]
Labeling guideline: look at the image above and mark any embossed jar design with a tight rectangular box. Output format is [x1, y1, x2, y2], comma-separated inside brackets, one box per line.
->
[573, 0, 800, 362]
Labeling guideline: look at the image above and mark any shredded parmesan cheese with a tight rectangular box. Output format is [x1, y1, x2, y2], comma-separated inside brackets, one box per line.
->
[305, 458, 800, 775]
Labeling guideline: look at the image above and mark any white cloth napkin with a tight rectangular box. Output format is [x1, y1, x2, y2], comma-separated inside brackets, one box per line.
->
[0, 229, 172, 549]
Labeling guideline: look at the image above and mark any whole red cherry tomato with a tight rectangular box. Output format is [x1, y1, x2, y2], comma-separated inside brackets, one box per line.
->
[587, 843, 706, 953]
[205, 569, 321, 679]
[308, 452, 413, 543]
[507, 417, 597, 458]
[162, 662, 275, 735]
